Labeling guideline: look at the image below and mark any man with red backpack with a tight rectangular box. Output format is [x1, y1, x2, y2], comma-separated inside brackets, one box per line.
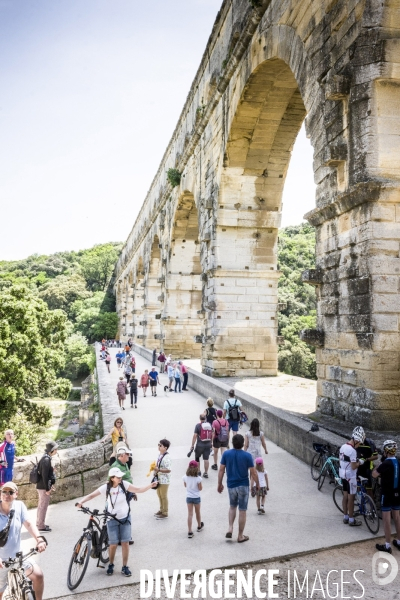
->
[211, 409, 229, 471]
[189, 415, 213, 478]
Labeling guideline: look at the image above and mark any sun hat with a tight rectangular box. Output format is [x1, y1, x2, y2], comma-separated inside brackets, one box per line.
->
[1, 482, 18, 492]
[255, 457, 263, 464]
[45, 441, 59, 453]
[109, 467, 125, 478]
[117, 446, 132, 455]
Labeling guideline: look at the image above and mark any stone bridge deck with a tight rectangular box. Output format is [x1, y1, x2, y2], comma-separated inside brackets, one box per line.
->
[21, 349, 379, 599]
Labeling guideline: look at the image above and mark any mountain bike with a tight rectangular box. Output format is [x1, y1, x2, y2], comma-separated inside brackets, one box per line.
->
[67, 506, 111, 591]
[333, 476, 380, 534]
[3, 548, 38, 600]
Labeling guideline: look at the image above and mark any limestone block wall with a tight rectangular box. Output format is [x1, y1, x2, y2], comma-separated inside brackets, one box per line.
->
[115, 0, 400, 427]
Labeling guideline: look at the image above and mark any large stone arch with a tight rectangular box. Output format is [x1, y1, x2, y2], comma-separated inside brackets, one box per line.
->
[162, 191, 203, 358]
[115, 0, 400, 428]
[143, 235, 162, 349]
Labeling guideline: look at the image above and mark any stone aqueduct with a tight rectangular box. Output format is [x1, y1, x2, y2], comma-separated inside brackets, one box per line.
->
[114, 0, 400, 429]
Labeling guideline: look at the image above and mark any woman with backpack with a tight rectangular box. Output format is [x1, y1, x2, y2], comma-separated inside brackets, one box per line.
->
[76, 466, 157, 577]
[204, 398, 217, 425]
[116, 377, 128, 410]
[211, 410, 229, 470]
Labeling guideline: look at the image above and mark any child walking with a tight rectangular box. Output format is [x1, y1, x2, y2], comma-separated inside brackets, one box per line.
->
[182, 460, 204, 538]
[255, 457, 269, 514]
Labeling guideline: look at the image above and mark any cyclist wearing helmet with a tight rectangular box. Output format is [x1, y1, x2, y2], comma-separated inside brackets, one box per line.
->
[357, 436, 379, 498]
[339, 426, 366, 526]
[372, 440, 400, 554]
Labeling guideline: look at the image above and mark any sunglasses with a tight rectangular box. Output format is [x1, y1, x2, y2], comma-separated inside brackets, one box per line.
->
[1, 490, 15, 495]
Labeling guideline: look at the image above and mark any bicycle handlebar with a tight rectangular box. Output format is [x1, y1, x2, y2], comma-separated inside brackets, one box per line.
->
[3, 548, 38, 568]
[75, 504, 117, 520]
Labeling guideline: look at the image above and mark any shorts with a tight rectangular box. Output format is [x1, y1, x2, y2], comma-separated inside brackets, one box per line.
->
[228, 485, 249, 511]
[213, 438, 229, 449]
[195, 445, 212, 461]
[186, 497, 201, 505]
[150, 380, 157, 387]
[0, 560, 34, 592]
[381, 493, 400, 512]
[228, 419, 239, 432]
[117, 360, 122, 365]
[342, 478, 357, 495]
[107, 516, 132, 545]
[257, 486, 268, 498]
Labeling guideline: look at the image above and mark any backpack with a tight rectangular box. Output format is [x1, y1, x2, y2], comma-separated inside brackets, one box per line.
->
[217, 419, 229, 443]
[199, 422, 213, 442]
[29, 456, 43, 484]
[227, 399, 240, 421]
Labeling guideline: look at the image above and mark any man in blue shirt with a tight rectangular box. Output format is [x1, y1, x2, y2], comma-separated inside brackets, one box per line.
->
[148, 367, 160, 397]
[218, 434, 258, 543]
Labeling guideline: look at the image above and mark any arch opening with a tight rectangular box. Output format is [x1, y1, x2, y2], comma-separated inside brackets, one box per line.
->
[143, 236, 162, 348]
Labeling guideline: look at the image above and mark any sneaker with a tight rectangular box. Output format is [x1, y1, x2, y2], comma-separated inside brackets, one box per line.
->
[135, 405, 137, 409]
[197, 522, 204, 532]
[375, 543, 392, 554]
[121, 566, 132, 577]
[188, 532, 194, 539]
[107, 563, 114, 576]
[258, 509, 263, 515]
[154, 511, 162, 517]
[349, 519, 362, 527]
[393, 540, 400, 551]
[211, 464, 218, 470]
[261, 507, 265, 514]
[156, 514, 168, 520]
[203, 473, 208, 478]
[343, 517, 349, 525]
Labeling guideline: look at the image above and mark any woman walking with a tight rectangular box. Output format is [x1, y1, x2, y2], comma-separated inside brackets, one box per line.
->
[76, 467, 157, 577]
[174, 362, 182, 393]
[129, 376, 138, 408]
[244, 418, 268, 461]
[211, 409, 229, 470]
[204, 398, 217, 425]
[124, 363, 133, 384]
[139, 370, 150, 397]
[116, 377, 128, 410]
[182, 460, 203, 538]
[101, 418, 129, 461]
[105, 352, 112, 373]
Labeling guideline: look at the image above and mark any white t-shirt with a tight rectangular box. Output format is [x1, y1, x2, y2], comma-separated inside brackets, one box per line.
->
[339, 443, 358, 480]
[257, 469, 268, 488]
[182, 475, 202, 498]
[98, 480, 130, 519]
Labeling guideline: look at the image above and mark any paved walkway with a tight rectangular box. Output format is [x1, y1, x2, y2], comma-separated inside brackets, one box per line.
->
[21, 350, 378, 599]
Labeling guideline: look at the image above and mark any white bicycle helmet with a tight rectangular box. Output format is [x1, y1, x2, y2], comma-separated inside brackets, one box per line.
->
[383, 440, 398, 455]
[352, 426, 365, 443]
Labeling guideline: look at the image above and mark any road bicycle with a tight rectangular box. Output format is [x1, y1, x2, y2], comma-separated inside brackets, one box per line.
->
[310, 443, 340, 490]
[67, 506, 111, 591]
[310, 443, 336, 481]
[3, 548, 38, 600]
[333, 476, 380, 534]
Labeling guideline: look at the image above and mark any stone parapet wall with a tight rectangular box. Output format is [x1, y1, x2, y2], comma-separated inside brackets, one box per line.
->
[15, 362, 112, 508]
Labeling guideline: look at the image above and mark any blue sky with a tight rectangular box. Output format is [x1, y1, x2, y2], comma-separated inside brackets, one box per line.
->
[0, 0, 315, 260]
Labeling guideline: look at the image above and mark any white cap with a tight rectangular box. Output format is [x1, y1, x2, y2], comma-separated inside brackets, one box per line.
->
[116, 446, 132, 455]
[109, 467, 125, 478]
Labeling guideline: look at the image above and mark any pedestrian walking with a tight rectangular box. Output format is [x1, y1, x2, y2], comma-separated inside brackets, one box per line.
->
[129, 376, 138, 408]
[189, 414, 213, 478]
[116, 377, 128, 410]
[174, 362, 182, 393]
[181, 361, 189, 390]
[130, 355, 136, 374]
[105, 352, 112, 373]
[101, 418, 129, 461]
[373, 440, 400, 553]
[204, 398, 217, 426]
[244, 419, 268, 461]
[36, 441, 59, 533]
[183, 460, 203, 538]
[139, 370, 150, 397]
[77, 467, 156, 577]
[152, 348, 157, 367]
[116, 350, 124, 369]
[223, 389, 242, 435]
[154, 439, 171, 520]
[127, 337, 133, 348]
[218, 433, 258, 543]
[124, 363, 133, 384]
[158, 351, 166, 373]
[167, 362, 174, 392]
[211, 409, 229, 470]
[0, 429, 23, 485]
[166, 354, 172, 367]
[254, 457, 269, 514]
[149, 367, 160, 397]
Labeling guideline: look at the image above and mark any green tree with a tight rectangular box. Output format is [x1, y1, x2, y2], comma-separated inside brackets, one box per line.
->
[92, 312, 118, 340]
[80, 243, 121, 291]
[39, 274, 91, 316]
[0, 284, 69, 426]
[61, 333, 95, 380]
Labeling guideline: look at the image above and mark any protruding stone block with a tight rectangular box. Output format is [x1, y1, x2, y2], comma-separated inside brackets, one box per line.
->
[300, 329, 325, 348]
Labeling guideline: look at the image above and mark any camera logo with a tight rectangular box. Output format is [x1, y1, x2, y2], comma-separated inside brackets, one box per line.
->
[372, 551, 398, 586]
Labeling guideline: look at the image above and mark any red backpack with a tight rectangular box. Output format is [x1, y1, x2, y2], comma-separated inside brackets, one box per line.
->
[199, 422, 213, 442]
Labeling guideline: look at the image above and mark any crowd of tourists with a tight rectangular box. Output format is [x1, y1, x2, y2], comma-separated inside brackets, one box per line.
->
[1, 343, 399, 597]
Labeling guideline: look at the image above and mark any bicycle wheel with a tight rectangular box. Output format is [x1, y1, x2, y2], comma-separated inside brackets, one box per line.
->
[311, 453, 323, 481]
[23, 587, 36, 600]
[99, 527, 109, 564]
[363, 496, 380, 534]
[317, 466, 327, 490]
[333, 484, 344, 513]
[67, 534, 92, 591]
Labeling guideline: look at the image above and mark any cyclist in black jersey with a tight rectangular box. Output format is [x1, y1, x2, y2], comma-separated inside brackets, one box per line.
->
[357, 437, 378, 498]
[373, 440, 400, 554]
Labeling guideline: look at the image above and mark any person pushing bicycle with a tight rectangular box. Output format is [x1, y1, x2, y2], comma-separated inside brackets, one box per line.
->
[76, 467, 157, 577]
[0, 482, 47, 600]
